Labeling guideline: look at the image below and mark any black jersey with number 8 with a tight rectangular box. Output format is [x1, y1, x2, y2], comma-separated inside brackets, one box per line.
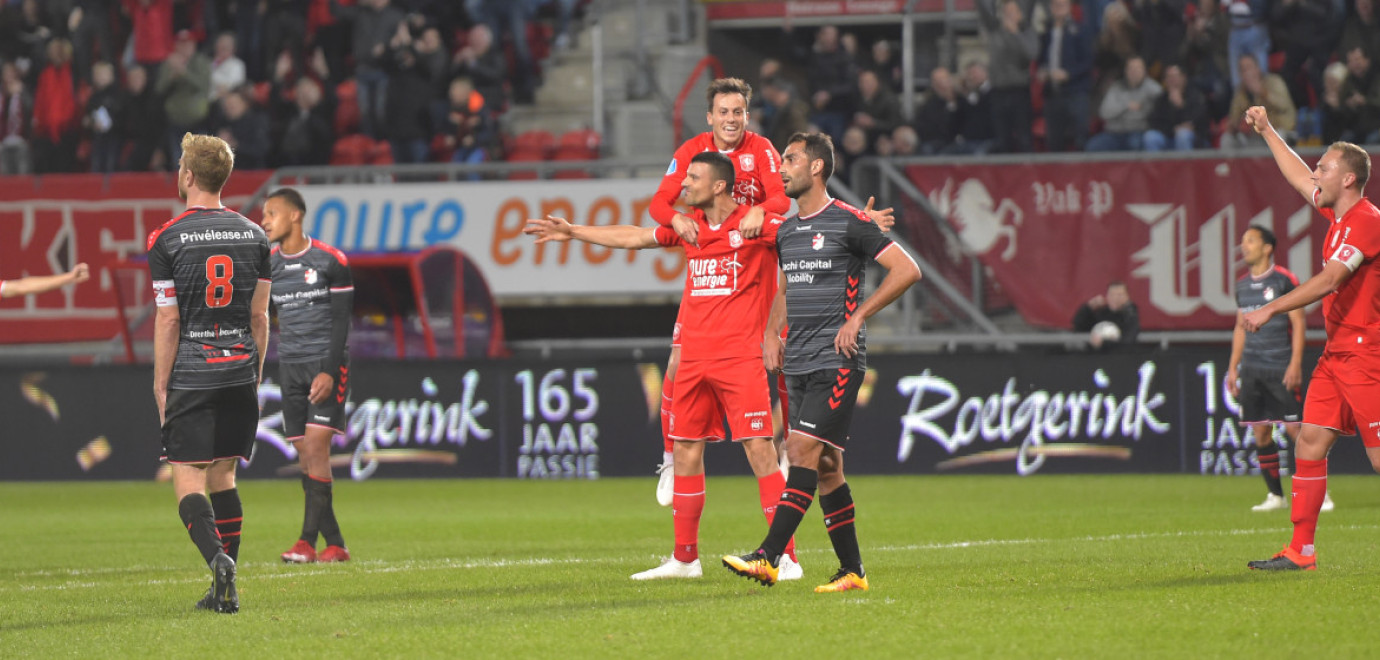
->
[147, 207, 272, 390]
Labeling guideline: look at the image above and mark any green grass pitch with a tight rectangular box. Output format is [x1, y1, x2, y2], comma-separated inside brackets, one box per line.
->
[2, 475, 1378, 657]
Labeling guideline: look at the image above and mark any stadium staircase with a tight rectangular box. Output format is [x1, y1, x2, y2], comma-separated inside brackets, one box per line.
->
[506, 0, 706, 161]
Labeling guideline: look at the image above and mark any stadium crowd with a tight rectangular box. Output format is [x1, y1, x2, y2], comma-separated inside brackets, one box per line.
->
[752, 0, 1380, 186]
[0, 0, 579, 175]
[0, 0, 1377, 178]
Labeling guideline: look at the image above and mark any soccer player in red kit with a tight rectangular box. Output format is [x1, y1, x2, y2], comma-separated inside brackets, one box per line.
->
[647, 78, 893, 511]
[526, 152, 802, 580]
[1240, 106, 1380, 571]
[647, 77, 791, 507]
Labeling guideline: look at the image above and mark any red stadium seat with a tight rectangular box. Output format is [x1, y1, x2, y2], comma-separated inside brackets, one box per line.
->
[506, 147, 546, 180]
[512, 130, 555, 156]
[369, 139, 394, 165]
[335, 79, 360, 135]
[556, 128, 601, 159]
[330, 134, 374, 165]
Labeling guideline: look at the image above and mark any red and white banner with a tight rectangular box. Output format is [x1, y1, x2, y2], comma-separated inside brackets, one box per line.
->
[0, 172, 273, 344]
[904, 156, 1342, 330]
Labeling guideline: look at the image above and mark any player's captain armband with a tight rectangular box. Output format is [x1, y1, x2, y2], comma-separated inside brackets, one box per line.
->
[666, 159, 677, 175]
[1331, 243, 1365, 271]
[152, 280, 178, 306]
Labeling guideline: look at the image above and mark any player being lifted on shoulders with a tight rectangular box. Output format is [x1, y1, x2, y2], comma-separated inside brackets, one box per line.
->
[647, 77, 893, 506]
[526, 151, 803, 581]
[260, 188, 355, 564]
[1227, 224, 1332, 513]
[1240, 106, 1377, 571]
[723, 132, 921, 593]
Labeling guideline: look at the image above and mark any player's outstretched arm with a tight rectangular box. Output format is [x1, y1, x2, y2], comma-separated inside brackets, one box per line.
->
[523, 215, 660, 249]
[1245, 106, 1315, 204]
[1242, 260, 1352, 332]
[833, 245, 922, 357]
[0, 263, 90, 297]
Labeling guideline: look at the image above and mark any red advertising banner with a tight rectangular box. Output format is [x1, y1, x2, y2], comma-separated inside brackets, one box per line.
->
[0, 171, 272, 344]
[904, 156, 1337, 330]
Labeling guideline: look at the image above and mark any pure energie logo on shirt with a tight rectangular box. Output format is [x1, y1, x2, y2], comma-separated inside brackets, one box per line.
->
[687, 255, 738, 296]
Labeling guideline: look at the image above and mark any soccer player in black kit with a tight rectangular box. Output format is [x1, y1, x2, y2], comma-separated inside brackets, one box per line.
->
[260, 188, 355, 564]
[723, 132, 921, 592]
[147, 133, 272, 614]
[1228, 224, 1333, 512]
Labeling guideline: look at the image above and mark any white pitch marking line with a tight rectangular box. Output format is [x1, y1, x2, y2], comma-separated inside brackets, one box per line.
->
[10, 524, 1380, 592]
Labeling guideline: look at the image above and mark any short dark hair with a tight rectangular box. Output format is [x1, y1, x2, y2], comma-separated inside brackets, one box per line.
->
[706, 77, 752, 108]
[267, 187, 307, 216]
[787, 132, 836, 182]
[689, 151, 736, 192]
[1247, 224, 1277, 251]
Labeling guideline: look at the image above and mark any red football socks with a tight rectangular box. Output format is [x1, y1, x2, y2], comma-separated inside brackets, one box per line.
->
[1289, 457, 1327, 555]
[672, 473, 705, 563]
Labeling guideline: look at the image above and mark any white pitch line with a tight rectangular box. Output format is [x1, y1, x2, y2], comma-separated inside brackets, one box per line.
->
[863, 523, 1380, 553]
[9, 524, 1380, 593]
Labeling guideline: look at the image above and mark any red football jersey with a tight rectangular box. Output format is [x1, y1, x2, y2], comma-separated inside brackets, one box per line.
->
[656, 204, 785, 361]
[649, 131, 790, 225]
[1315, 190, 1380, 353]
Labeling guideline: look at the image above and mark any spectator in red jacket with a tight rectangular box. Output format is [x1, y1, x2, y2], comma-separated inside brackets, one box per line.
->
[32, 37, 80, 173]
[123, 0, 174, 76]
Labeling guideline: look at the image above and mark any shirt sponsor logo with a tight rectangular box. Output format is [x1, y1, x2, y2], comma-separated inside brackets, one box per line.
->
[687, 255, 740, 296]
[179, 229, 256, 243]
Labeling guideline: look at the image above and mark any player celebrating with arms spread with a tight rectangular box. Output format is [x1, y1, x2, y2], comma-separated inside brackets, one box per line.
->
[147, 133, 272, 613]
[526, 152, 802, 581]
[723, 132, 921, 592]
[260, 188, 355, 564]
[1240, 106, 1378, 571]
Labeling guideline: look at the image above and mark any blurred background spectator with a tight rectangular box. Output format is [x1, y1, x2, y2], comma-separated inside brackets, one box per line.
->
[1222, 53, 1296, 149]
[918, 66, 961, 155]
[1145, 64, 1209, 151]
[32, 38, 79, 173]
[0, 60, 32, 175]
[1087, 55, 1161, 151]
[978, 0, 1037, 153]
[1038, 0, 1095, 152]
